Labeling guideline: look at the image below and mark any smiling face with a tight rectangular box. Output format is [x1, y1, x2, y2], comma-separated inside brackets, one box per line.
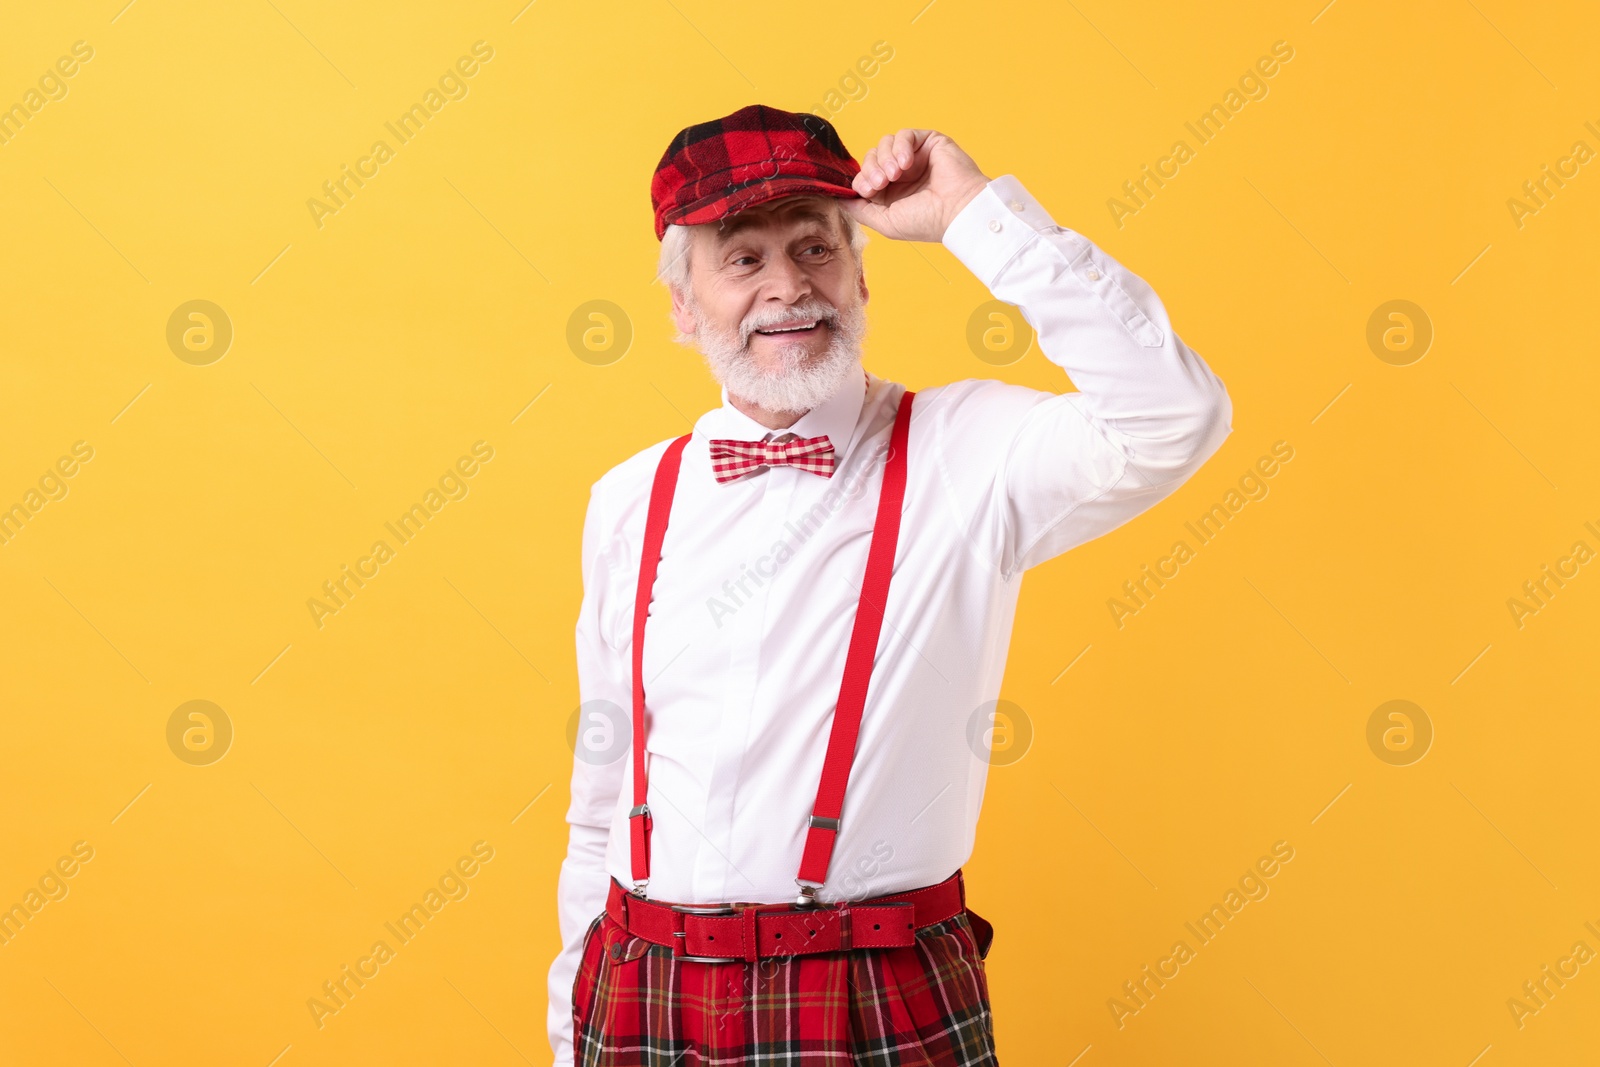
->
[667, 195, 870, 420]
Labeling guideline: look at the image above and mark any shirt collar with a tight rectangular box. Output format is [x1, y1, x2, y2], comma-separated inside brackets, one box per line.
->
[695, 365, 869, 457]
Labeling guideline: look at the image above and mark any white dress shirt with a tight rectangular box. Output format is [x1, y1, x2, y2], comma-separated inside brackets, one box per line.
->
[546, 174, 1233, 1065]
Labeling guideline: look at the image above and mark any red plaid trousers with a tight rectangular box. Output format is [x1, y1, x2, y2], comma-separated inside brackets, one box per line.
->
[570, 897, 998, 1066]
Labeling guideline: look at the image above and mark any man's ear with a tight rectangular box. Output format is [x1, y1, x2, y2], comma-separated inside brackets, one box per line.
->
[857, 265, 869, 306]
[670, 285, 696, 337]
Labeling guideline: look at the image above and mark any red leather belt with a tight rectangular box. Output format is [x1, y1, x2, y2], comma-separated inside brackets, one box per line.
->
[606, 867, 968, 962]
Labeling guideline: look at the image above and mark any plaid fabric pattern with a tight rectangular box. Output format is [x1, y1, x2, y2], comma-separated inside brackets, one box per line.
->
[651, 104, 862, 240]
[707, 433, 836, 485]
[571, 905, 998, 1066]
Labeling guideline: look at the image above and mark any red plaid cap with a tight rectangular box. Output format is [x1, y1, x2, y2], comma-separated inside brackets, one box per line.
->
[650, 104, 861, 241]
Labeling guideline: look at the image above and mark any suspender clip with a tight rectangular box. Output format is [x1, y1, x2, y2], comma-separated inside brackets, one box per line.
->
[794, 879, 824, 909]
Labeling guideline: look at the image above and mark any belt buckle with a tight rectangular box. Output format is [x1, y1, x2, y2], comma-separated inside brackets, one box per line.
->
[668, 902, 738, 964]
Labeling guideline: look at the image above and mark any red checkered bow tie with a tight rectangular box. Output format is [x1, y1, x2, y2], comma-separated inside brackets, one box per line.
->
[707, 433, 835, 484]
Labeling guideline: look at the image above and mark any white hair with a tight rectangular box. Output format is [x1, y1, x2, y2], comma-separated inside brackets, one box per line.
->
[656, 198, 868, 343]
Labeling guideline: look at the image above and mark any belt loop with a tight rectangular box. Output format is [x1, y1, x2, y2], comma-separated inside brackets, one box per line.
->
[742, 906, 760, 963]
[838, 906, 852, 952]
[669, 905, 688, 959]
[957, 868, 966, 908]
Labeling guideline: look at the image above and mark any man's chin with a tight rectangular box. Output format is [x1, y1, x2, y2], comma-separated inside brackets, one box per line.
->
[750, 340, 833, 373]
[707, 349, 862, 414]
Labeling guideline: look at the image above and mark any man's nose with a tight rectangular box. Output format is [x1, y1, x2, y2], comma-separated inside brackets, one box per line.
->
[762, 255, 812, 303]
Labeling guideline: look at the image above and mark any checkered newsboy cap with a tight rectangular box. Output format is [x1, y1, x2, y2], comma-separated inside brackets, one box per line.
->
[650, 104, 862, 241]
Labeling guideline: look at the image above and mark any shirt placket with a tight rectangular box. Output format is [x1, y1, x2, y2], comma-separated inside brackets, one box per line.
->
[691, 435, 798, 902]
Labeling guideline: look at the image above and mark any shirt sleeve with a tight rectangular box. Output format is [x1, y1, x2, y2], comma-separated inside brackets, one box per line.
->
[547, 480, 632, 1067]
[928, 174, 1234, 578]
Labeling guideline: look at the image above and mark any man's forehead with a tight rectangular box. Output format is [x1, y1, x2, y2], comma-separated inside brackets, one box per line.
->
[706, 197, 841, 243]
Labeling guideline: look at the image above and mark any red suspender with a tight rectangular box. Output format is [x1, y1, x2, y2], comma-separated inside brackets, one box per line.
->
[628, 433, 692, 887]
[795, 390, 914, 891]
[627, 390, 916, 899]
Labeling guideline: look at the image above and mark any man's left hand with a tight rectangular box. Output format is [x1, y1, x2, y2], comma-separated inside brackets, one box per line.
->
[842, 128, 991, 243]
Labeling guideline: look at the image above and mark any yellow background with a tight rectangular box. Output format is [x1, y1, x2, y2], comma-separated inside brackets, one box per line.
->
[2, 0, 1596, 1063]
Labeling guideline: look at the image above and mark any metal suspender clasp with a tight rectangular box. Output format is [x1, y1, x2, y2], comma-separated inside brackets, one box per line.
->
[628, 804, 651, 897]
[796, 815, 837, 907]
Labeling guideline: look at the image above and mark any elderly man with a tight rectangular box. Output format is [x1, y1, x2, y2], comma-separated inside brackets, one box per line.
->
[548, 103, 1232, 1066]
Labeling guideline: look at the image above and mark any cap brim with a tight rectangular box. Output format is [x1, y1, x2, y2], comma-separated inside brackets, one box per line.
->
[665, 176, 860, 232]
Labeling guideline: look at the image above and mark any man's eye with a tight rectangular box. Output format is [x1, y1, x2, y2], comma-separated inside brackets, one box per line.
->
[730, 244, 826, 267]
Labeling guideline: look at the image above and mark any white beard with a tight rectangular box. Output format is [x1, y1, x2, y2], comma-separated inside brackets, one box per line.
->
[688, 294, 867, 416]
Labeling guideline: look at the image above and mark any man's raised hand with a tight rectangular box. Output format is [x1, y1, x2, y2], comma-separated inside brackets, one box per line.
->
[842, 128, 991, 243]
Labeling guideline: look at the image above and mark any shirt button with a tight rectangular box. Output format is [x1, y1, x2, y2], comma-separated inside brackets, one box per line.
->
[1086, 269, 1100, 281]
[1009, 199, 1024, 211]
[610, 943, 622, 960]
[988, 219, 1002, 233]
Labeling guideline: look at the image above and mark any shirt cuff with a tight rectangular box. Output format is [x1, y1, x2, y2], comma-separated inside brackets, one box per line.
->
[940, 174, 1052, 290]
